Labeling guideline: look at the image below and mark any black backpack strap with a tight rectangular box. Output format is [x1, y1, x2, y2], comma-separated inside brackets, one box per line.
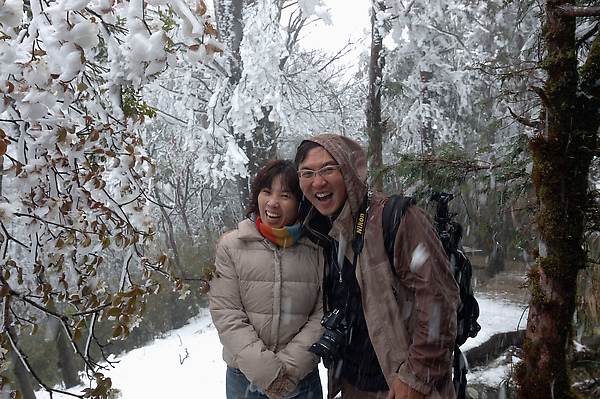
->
[382, 195, 416, 271]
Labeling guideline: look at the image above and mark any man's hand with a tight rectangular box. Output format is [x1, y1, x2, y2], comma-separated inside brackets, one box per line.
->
[386, 377, 425, 399]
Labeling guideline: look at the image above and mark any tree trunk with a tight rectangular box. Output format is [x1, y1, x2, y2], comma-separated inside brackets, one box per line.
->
[153, 186, 183, 270]
[516, 1, 600, 398]
[11, 332, 37, 399]
[214, 0, 244, 86]
[367, 0, 385, 192]
[2, 154, 36, 399]
[46, 303, 81, 389]
[419, 70, 434, 152]
[5, 306, 36, 399]
[214, 0, 248, 207]
[55, 328, 81, 389]
[237, 106, 278, 204]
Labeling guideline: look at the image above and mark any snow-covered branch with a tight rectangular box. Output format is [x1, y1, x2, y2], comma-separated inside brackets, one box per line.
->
[0, 0, 221, 397]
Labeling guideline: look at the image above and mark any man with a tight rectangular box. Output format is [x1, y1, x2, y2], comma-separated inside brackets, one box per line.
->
[295, 134, 460, 399]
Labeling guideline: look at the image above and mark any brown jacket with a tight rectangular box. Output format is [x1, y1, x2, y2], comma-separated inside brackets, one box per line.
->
[209, 218, 324, 389]
[304, 134, 460, 398]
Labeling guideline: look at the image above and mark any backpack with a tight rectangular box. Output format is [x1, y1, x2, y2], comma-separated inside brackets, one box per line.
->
[382, 192, 481, 399]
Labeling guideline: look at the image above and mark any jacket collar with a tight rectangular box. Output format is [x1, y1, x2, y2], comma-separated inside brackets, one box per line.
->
[304, 199, 354, 252]
[237, 218, 263, 241]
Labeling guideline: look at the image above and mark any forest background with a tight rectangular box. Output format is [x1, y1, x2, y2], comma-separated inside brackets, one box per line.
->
[1, 0, 600, 398]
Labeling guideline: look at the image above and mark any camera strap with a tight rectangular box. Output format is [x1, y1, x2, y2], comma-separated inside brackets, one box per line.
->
[351, 191, 371, 258]
[337, 192, 371, 352]
[343, 191, 371, 313]
[321, 191, 371, 313]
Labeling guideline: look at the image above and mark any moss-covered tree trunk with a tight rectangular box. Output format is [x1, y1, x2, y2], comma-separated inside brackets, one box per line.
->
[516, 2, 600, 398]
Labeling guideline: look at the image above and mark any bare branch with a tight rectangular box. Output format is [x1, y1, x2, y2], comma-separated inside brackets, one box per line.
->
[508, 107, 542, 130]
[556, 4, 600, 17]
[3, 297, 86, 399]
[577, 23, 598, 47]
[530, 85, 556, 117]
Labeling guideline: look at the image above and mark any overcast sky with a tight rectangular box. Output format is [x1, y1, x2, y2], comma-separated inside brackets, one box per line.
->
[300, 0, 371, 54]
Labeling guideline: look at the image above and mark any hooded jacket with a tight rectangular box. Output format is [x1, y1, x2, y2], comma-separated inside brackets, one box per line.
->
[209, 218, 324, 390]
[303, 134, 460, 398]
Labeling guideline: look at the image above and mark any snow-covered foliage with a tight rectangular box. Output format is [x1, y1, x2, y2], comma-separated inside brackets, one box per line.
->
[379, 0, 541, 155]
[211, 0, 360, 156]
[372, 0, 545, 267]
[226, 0, 359, 147]
[0, 0, 220, 397]
[141, 0, 366, 245]
[380, 0, 475, 151]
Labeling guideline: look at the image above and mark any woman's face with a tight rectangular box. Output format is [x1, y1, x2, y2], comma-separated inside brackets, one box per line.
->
[258, 176, 299, 228]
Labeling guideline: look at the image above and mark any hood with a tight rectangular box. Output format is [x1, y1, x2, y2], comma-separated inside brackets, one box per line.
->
[305, 134, 369, 217]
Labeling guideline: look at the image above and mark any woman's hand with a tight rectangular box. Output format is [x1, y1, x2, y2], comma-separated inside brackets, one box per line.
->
[264, 364, 296, 399]
[386, 377, 425, 399]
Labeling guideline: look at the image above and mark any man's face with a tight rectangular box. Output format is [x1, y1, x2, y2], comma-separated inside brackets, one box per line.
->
[298, 146, 347, 217]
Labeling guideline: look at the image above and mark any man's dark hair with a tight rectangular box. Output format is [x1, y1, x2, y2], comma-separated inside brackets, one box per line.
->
[245, 159, 307, 220]
[294, 140, 323, 167]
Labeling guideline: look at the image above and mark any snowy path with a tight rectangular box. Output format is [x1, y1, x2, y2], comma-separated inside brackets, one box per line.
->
[35, 296, 528, 399]
[461, 295, 528, 352]
[461, 295, 529, 388]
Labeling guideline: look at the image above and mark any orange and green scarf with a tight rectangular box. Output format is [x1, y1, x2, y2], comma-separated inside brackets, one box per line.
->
[256, 218, 302, 248]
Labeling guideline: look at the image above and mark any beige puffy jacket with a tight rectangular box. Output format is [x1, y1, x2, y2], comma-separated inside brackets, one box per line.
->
[209, 218, 324, 390]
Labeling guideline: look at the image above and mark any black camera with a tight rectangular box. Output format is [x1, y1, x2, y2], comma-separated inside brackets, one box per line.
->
[308, 309, 350, 368]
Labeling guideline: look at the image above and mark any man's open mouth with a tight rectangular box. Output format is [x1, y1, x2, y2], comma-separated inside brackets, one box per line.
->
[316, 192, 332, 201]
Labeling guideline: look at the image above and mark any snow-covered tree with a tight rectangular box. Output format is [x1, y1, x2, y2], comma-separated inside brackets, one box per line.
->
[369, 0, 543, 271]
[379, 0, 480, 152]
[140, 0, 367, 257]
[206, 0, 366, 205]
[0, 0, 219, 397]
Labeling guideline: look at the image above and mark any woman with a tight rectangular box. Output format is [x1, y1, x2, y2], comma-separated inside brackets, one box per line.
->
[209, 159, 324, 399]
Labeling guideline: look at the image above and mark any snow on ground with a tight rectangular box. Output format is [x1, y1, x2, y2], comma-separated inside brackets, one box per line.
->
[462, 295, 528, 389]
[461, 295, 528, 352]
[36, 296, 528, 399]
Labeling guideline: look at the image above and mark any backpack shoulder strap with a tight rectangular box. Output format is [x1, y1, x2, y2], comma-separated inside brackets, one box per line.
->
[382, 195, 416, 270]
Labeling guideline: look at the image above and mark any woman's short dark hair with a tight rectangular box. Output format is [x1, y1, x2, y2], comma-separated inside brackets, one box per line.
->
[245, 159, 307, 220]
[294, 140, 323, 167]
